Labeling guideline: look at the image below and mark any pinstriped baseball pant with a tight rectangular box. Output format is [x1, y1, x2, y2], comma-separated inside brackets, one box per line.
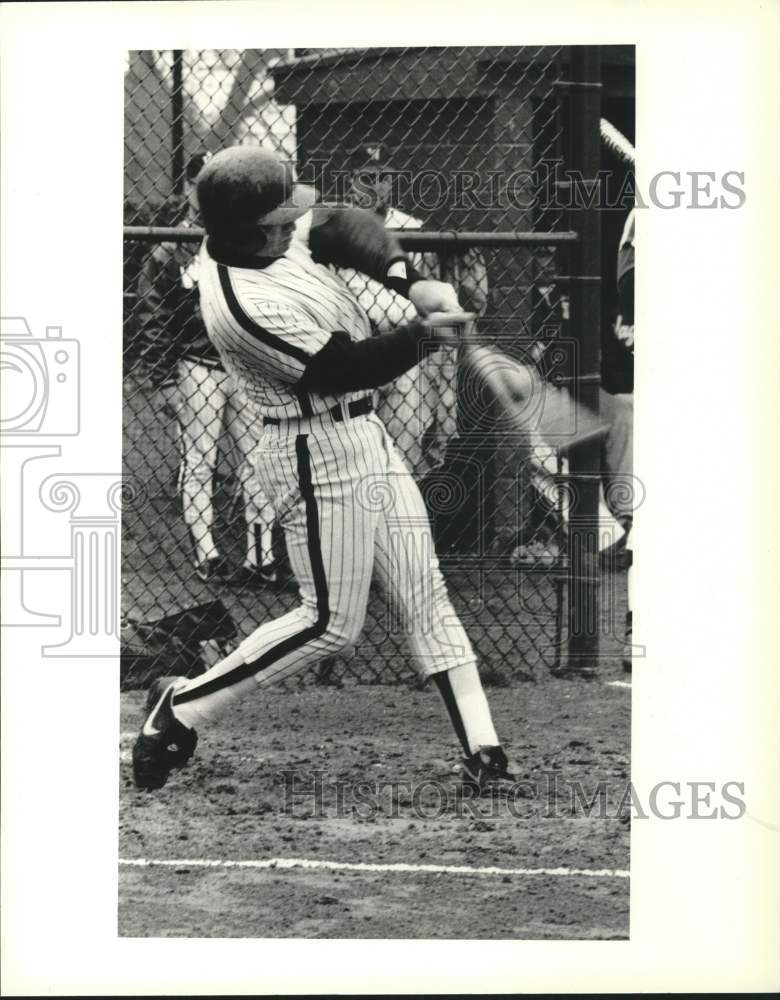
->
[174, 410, 477, 719]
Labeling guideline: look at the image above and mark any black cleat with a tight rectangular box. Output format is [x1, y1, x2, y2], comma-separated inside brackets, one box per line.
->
[230, 562, 297, 592]
[195, 555, 231, 584]
[461, 745, 518, 790]
[132, 677, 197, 791]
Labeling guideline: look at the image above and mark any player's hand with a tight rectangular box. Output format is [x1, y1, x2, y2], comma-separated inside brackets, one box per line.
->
[409, 279, 461, 316]
[422, 311, 475, 345]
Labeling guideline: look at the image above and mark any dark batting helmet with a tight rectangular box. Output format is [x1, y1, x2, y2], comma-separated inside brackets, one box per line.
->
[196, 145, 317, 239]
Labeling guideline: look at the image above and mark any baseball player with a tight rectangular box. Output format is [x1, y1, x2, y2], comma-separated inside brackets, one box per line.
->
[603, 207, 635, 671]
[133, 145, 518, 792]
[136, 154, 279, 586]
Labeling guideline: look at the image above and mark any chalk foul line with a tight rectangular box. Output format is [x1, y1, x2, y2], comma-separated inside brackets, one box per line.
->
[119, 857, 629, 879]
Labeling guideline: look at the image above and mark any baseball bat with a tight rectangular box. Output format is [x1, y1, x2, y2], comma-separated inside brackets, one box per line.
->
[462, 342, 610, 453]
[423, 316, 610, 452]
[600, 118, 635, 166]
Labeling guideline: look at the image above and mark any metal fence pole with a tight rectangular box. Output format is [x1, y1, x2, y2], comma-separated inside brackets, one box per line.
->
[563, 45, 602, 675]
[123, 227, 580, 248]
[171, 50, 184, 195]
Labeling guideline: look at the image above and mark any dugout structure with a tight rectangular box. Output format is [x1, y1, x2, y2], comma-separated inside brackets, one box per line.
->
[123, 45, 621, 688]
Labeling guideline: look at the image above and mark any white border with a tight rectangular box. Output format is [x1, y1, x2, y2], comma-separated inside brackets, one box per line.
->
[2, 0, 779, 994]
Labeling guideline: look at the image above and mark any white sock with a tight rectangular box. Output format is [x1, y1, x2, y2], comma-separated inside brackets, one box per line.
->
[195, 533, 218, 566]
[433, 662, 499, 755]
[627, 562, 633, 616]
[172, 647, 252, 729]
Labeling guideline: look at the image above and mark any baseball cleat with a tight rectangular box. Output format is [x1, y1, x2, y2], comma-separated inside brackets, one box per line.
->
[461, 745, 518, 790]
[230, 562, 297, 592]
[195, 555, 231, 583]
[132, 676, 197, 791]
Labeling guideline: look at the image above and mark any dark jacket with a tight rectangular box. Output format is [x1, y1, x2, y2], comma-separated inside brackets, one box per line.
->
[602, 214, 635, 395]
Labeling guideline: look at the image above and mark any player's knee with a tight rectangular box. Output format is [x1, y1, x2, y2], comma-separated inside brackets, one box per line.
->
[318, 628, 357, 656]
[319, 614, 365, 654]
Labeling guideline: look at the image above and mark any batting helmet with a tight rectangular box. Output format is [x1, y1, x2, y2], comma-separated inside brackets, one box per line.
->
[196, 146, 317, 239]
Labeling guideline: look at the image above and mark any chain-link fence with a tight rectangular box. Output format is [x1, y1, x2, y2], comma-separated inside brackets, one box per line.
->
[122, 45, 604, 690]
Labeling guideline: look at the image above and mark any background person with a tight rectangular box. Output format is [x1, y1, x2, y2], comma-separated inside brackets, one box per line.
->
[602, 207, 635, 670]
[136, 153, 279, 587]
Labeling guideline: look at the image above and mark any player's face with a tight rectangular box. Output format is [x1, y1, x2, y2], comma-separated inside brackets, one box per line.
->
[259, 221, 296, 257]
[348, 170, 393, 211]
[185, 181, 201, 222]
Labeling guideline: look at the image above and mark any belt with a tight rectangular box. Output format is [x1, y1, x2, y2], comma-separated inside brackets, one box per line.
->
[263, 396, 373, 427]
[180, 355, 224, 372]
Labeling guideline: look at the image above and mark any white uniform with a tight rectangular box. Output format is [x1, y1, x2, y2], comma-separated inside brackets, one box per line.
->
[173, 218, 480, 716]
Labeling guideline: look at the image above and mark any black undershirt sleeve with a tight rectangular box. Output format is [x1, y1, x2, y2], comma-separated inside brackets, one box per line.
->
[308, 207, 423, 297]
[296, 323, 435, 395]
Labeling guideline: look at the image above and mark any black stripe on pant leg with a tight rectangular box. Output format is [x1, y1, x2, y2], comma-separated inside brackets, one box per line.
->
[296, 434, 330, 625]
[174, 434, 329, 704]
[432, 671, 471, 756]
[253, 523, 262, 567]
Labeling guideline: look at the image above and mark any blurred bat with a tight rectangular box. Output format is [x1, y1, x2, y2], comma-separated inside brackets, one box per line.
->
[600, 118, 635, 166]
[424, 315, 610, 451]
[462, 343, 610, 453]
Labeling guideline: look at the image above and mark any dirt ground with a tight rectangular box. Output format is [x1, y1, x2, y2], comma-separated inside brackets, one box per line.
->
[119, 651, 631, 939]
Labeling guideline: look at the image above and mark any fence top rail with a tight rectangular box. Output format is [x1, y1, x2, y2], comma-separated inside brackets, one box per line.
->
[123, 226, 579, 248]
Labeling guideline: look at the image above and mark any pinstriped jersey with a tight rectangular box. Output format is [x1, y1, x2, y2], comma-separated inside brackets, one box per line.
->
[197, 218, 374, 421]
